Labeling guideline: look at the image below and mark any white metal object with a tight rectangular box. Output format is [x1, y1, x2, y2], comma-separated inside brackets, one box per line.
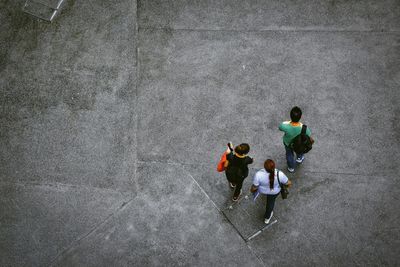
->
[22, 0, 65, 22]
[246, 219, 278, 241]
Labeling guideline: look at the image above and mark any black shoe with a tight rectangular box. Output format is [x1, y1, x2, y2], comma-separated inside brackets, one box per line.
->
[232, 190, 242, 202]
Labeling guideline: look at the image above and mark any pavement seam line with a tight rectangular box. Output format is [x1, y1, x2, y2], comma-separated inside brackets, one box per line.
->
[138, 26, 400, 34]
[179, 163, 260, 240]
[132, 0, 140, 199]
[178, 162, 267, 265]
[179, 163, 250, 243]
[49, 197, 135, 266]
[246, 242, 267, 267]
[135, 159, 397, 258]
[137, 159, 396, 177]
[0, 180, 127, 195]
[177, 163, 221, 212]
[137, 160, 254, 242]
[303, 170, 396, 177]
[137, 159, 210, 166]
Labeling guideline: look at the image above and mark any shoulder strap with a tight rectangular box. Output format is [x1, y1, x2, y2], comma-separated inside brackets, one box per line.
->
[301, 124, 307, 135]
[276, 169, 281, 185]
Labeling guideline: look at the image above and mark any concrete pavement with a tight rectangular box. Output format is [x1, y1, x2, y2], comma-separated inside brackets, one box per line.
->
[1, 0, 399, 266]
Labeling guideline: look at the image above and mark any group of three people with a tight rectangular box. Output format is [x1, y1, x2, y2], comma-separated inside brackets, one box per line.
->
[223, 106, 314, 224]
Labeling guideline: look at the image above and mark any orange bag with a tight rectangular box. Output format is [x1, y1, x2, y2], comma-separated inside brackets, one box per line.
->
[217, 151, 228, 172]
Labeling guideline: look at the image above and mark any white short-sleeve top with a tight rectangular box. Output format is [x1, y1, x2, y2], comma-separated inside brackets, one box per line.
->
[252, 168, 289, 195]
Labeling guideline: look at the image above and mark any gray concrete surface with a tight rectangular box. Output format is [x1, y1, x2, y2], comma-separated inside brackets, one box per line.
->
[54, 162, 262, 266]
[1, 0, 400, 266]
[0, 181, 132, 266]
[1, 0, 137, 190]
[138, 0, 400, 31]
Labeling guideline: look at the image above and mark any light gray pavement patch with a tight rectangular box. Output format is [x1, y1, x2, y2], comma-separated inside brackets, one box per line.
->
[250, 172, 400, 266]
[54, 162, 263, 266]
[137, 28, 400, 175]
[138, 0, 400, 32]
[185, 163, 400, 266]
[0, 181, 132, 267]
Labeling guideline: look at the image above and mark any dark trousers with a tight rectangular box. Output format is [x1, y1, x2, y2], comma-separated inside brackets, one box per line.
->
[232, 179, 244, 197]
[265, 193, 279, 219]
[226, 173, 245, 198]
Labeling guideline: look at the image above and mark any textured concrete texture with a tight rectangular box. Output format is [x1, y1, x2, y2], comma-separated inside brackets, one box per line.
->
[138, 0, 400, 31]
[137, 29, 400, 176]
[54, 162, 262, 266]
[1, 0, 400, 266]
[0, 181, 132, 266]
[1, 0, 137, 190]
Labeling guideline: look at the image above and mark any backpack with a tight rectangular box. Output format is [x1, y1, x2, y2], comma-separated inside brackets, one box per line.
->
[290, 125, 312, 154]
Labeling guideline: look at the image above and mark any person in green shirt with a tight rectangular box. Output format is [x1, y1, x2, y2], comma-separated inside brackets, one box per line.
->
[279, 106, 313, 173]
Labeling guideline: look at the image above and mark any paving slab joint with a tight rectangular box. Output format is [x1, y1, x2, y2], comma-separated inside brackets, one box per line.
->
[304, 170, 397, 177]
[138, 25, 400, 34]
[48, 197, 136, 266]
[0, 180, 132, 195]
[179, 163, 221, 212]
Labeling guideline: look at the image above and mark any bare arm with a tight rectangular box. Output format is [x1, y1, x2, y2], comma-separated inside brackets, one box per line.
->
[250, 185, 258, 193]
[224, 160, 229, 168]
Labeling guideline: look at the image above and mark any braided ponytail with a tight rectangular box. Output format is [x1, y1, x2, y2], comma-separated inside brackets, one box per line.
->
[264, 159, 276, 189]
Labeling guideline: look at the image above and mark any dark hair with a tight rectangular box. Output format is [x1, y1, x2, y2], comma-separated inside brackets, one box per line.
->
[290, 106, 302, 122]
[264, 159, 275, 189]
[234, 143, 250, 155]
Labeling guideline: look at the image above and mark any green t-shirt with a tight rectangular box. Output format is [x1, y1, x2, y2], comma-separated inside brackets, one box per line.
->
[279, 121, 311, 146]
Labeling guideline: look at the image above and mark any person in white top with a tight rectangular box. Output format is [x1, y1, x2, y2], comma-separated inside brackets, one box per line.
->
[251, 159, 292, 224]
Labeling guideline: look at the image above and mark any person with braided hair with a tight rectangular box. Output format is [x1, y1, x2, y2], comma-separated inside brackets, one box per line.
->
[251, 159, 292, 224]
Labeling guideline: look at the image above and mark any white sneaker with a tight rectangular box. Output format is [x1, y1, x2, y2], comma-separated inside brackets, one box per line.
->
[264, 211, 274, 224]
[287, 167, 295, 173]
[296, 156, 305, 164]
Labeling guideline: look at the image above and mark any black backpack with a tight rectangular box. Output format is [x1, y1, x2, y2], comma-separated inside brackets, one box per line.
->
[291, 125, 312, 154]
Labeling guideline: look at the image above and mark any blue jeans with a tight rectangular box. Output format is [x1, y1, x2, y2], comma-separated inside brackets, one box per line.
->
[285, 144, 304, 169]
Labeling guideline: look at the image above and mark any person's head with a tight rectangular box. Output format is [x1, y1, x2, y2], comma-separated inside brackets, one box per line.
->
[234, 143, 250, 156]
[264, 159, 275, 173]
[290, 106, 302, 122]
[264, 159, 276, 189]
